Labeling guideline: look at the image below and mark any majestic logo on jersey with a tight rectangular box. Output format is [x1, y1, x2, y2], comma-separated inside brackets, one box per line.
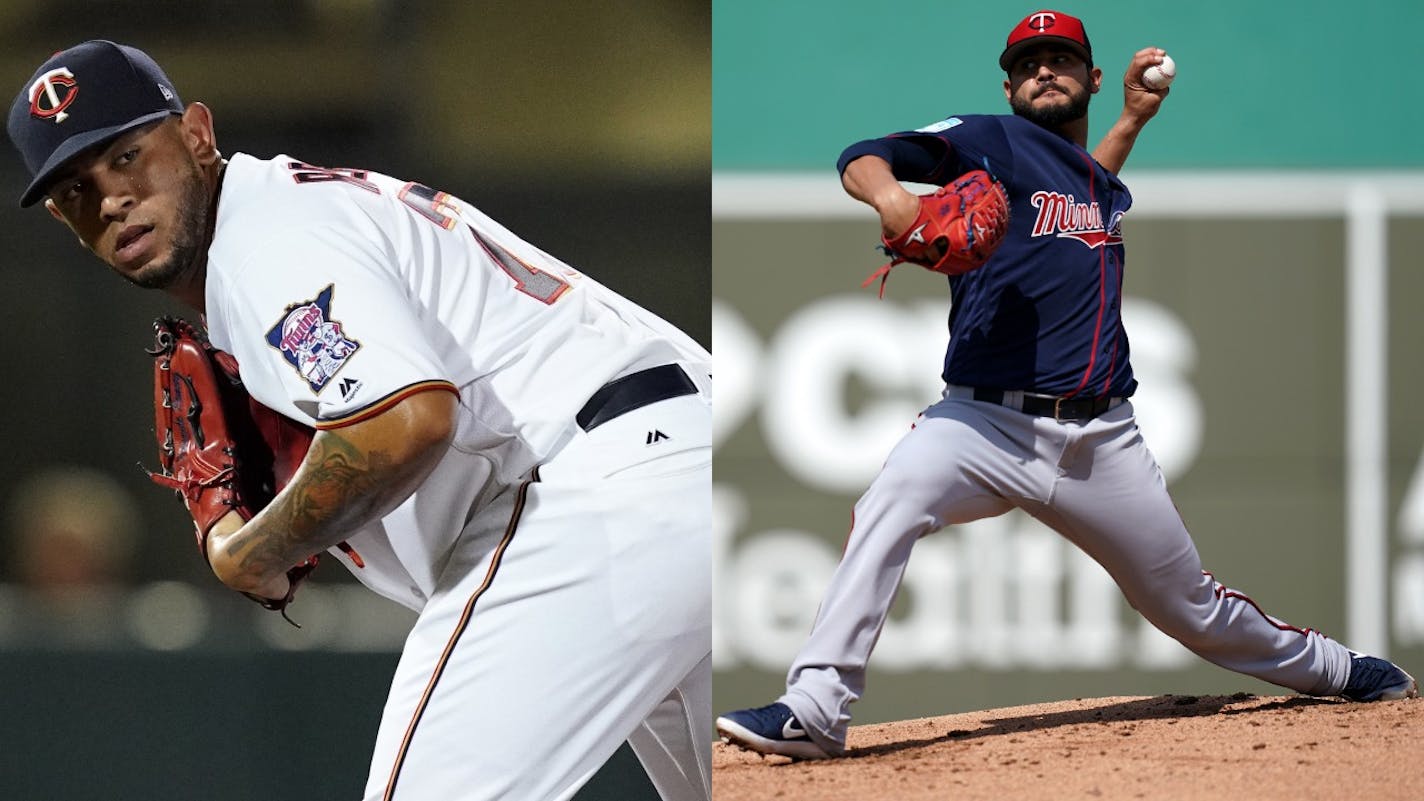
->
[28, 68, 78, 123]
[265, 284, 361, 393]
[1028, 11, 1057, 32]
[1028, 191, 1124, 249]
[337, 377, 364, 401]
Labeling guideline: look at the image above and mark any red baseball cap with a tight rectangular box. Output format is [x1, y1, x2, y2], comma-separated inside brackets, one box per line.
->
[998, 10, 1093, 72]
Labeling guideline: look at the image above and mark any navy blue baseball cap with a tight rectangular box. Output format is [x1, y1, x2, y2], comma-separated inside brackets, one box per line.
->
[7, 40, 184, 207]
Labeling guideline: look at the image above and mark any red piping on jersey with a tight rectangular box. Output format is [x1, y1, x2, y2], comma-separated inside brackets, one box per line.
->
[841, 510, 857, 557]
[382, 467, 539, 801]
[315, 380, 460, 430]
[1066, 151, 1107, 400]
[1202, 570, 1315, 638]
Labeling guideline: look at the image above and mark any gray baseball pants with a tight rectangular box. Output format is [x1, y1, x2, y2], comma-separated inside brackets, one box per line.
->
[780, 391, 1352, 754]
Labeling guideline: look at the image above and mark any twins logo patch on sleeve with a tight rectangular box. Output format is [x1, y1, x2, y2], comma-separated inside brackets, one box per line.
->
[265, 284, 361, 393]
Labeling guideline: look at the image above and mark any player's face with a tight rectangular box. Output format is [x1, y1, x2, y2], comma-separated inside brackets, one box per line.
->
[42, 113, 214, 291]
[1003, 46, 1102, 130]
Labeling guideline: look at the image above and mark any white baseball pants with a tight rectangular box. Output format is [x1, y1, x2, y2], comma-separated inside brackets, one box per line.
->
[363, 393, 712, 801]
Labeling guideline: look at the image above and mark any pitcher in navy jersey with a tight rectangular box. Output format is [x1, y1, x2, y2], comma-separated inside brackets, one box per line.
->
[716, 9, 1415, 761]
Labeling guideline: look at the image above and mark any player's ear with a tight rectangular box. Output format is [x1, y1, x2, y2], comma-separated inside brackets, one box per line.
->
[1089, 65, 1103, 94]
[43, 198, 87, 247]
[179, 102, 220, 166]
[43, 197, 65, 224]
[1003, 77, 1012, 102]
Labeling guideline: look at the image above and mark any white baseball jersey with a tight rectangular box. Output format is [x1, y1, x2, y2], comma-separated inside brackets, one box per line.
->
[204, 153, 710, 611]
[204, 153, 713, 800]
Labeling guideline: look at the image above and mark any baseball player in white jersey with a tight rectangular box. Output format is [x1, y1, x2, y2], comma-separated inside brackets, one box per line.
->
[9, 41, 711, 800]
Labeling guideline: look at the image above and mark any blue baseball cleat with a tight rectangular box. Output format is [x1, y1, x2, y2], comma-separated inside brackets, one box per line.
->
[1340, 654, 1418, 701]
[715, 702, 831, 759]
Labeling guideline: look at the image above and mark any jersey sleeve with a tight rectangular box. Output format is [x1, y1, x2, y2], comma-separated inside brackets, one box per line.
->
[215, 223, 458, 429]
[836, 115, 1015, 186]
[836, 132, 953, 183]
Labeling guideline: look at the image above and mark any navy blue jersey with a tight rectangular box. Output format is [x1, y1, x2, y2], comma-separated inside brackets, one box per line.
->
[838, 114, 1137, 399]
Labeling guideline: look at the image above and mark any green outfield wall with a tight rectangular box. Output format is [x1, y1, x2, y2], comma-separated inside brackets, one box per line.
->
[714, 0, 1424, 169]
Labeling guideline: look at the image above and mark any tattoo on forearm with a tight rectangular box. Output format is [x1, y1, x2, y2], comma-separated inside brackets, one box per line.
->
[228, 431, 400, 578]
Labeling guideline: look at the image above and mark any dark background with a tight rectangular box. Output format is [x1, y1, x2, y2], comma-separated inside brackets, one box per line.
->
[0, 2, 708, 799]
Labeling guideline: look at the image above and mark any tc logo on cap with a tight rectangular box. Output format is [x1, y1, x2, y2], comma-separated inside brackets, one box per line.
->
[28, 67, 78, 124]
[999, 9, 1091, 72]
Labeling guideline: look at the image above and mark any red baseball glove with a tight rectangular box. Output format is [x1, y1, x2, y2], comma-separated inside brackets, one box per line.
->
[864, 169, 1010, 296]
[145, 317, 320, 619]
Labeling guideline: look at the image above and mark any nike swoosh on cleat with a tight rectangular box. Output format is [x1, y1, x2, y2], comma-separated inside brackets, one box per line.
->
[782, 716, 806, 739]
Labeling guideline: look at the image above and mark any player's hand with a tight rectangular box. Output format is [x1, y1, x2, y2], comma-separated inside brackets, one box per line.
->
[205, 511, 291, 601]
[877, 188, 929, 243]
[1119, 47, 1170, 124]
[247, 573, 292, 605]
[843, 156, 940, 255]
[207, 509, 245, 541]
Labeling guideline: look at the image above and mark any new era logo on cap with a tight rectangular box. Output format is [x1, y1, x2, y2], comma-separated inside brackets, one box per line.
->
[6, 40, 185, 207]
[999, 9, 1093, 72]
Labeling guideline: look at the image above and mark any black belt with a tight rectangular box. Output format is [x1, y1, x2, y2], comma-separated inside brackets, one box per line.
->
[972, 388, 1119, 422]
[577, 365, 699, 432]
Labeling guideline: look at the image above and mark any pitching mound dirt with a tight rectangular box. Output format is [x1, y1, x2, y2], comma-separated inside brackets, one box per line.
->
[713, 694, 1422, 800]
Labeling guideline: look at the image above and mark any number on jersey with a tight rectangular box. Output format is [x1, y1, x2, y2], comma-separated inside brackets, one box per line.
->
[285, 162, 380, 194]
[283, 163, 571, 306]
[398, 181, 570, 305]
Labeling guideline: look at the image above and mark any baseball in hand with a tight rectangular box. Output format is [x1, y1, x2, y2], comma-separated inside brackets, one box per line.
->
[1142, 54, 1176, 90]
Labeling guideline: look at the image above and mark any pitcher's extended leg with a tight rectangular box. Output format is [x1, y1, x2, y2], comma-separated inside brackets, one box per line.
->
[778, 407, 1033, 752]
[1024, 405, 1350, 695]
